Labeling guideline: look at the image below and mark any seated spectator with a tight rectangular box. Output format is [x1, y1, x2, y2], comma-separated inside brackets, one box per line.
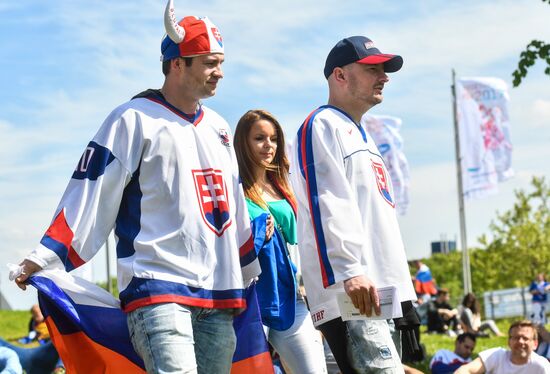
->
[458, 293, 504, 337]
[16, 303, 65, 373]
[429, 332, 476, 373]
[535, 323, 550, 362]
[0, 346, 23, 374]
[19, 304, 50, 345]
[455, 320, 550, 373]
[0, 338, 59, 374]
[427, 288, 461, 336]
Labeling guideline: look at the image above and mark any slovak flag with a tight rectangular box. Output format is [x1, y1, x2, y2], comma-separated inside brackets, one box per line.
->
[28, 269, 273, 373]
[231, 283, 274, 374]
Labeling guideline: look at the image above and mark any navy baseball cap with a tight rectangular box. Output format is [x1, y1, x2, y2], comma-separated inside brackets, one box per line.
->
[323, 36, 403, 79]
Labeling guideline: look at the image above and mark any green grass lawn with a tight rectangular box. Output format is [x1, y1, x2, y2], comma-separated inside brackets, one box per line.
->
[0, 310, 33, 342]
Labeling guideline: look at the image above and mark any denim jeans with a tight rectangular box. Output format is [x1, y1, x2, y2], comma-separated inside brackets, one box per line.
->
[346, 319, 403, 373]
[265, 299, 327, 374]
[0, 347, 22, 374]
[531, 302, 547, 325]
[127, 303, 236, 374]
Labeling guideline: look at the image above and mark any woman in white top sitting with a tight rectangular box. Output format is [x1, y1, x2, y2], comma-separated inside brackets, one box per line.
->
[458, 293, 504, 337]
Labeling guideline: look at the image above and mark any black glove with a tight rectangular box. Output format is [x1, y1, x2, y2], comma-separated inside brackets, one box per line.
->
[394, 300, 423, 360]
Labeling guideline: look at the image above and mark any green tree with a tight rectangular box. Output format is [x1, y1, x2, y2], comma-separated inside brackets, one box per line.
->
[420, 252, 463, 303]
[476, 176, 550, 290]
[415, 176, 550, 299]
[512, 0, 550, 87]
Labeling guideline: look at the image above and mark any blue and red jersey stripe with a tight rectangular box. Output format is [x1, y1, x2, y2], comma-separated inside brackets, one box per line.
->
[119, 277, 246, 312]
[297, 107, 335, 288]
[40, 210, 85, 272]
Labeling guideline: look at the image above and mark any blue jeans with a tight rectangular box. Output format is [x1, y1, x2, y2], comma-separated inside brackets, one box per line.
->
[127, 303, 236, 374]
[0, 347, 22, 374]
[347, 319, 403, 373]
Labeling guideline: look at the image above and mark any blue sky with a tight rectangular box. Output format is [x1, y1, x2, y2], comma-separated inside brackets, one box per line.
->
[1, 0, 549, 309]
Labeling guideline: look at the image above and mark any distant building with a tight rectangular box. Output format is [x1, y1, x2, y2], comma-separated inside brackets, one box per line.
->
[431, 240, 457, 255]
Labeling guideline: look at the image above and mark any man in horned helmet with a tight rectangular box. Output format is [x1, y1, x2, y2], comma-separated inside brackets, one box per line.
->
[13, 1, 258, 372]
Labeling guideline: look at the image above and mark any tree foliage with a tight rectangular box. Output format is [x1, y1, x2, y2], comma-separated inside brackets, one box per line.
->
[419, 177, 550, 299]
[512, 0, 550, 87]
[475, 176, 550, 290]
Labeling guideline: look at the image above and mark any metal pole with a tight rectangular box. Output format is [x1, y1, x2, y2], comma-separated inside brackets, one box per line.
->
[521, 287, 527, 318]
[451, 69, 472, 295]
[105, 232, 112, 294]
[490, 292, 495, 320]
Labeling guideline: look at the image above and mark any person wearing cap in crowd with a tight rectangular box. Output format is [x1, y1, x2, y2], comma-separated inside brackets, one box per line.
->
[12, 1, 259, 373]
[289, 35, 418, 373]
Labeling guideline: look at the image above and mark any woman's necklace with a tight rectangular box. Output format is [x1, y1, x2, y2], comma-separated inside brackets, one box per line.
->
[257, 179, 281, 202]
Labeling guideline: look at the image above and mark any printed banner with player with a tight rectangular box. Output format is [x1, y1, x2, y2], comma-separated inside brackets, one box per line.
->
[362, 114, 410, 215]
[28, 269, 273, 374]
[456, 77, 513, 200]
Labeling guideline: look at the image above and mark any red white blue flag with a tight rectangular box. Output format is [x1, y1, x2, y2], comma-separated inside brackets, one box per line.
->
[29, 270, 145, 374]
[28, 269, 272, 373]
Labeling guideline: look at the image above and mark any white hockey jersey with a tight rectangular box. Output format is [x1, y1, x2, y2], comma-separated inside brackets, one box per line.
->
[290, 105, 416, 326]
[26, 89, 260, 312]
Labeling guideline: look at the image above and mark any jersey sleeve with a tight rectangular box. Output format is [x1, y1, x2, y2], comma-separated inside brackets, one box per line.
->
[26, 107, 142, 272]
[296, 112, 366, 288]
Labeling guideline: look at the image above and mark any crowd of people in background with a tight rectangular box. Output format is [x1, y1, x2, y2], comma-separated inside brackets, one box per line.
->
[4, 272, 549, 373]
[408, 265, 550, 373]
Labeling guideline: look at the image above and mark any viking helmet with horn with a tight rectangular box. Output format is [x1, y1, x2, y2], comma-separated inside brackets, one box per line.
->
[161, 0, 224, 62]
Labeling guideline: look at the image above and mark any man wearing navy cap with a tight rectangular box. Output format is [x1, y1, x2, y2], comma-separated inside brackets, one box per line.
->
[290, 36, 417, 373]
[13, 1, 259, 372]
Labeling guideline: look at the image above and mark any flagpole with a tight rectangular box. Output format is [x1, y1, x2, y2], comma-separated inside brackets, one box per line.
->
[451, 69, 472, 295]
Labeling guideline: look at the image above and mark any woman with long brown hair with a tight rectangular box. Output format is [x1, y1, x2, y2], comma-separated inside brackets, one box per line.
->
[459, 292, 504, 337]
[234, 109, 327, 373]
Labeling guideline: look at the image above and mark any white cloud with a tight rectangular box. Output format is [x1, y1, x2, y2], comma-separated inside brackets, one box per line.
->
[386, 1, 550, 73]
[531, 99, 550, 127]
[399, 141, 550, 260]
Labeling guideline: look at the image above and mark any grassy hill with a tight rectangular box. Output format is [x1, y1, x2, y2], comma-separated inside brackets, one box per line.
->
[0, 310, 32, 342]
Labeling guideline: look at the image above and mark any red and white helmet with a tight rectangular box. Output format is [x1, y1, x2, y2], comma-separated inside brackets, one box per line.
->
[161, 0, 224, 61]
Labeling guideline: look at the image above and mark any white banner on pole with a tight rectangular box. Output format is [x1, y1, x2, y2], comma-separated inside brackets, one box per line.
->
[362, 114, 410, 215]
[457, 77, 513, 200]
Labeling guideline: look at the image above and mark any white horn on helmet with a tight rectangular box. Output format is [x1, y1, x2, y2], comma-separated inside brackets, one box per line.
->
[164, 0, 185, 43]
